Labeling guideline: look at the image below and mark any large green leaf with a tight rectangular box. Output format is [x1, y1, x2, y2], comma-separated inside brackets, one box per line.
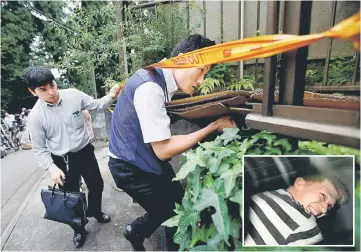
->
[232, 161, 243, 176]
[273, 138, 292, 152]
[213, 178, 226, 197]
[224, 154, 239, 165]
[207, 232, 223, 249]
[218, 127, 241, 146]
[191, 167, 201, 203]
[195, 147, 207, 167]
[215, 162, 231, 177]
[203, 173, 215, 189]
[230, 218, 241, 239]
[179, 211, 200, 235]
[190, 227, 207, 248]
[207, 156, 221, 174]
[174, 203, 184, 215]
[182, 198, 193, 212]
[252, 132, 276, 145]
[220, 170, 236, 198]
[238, 138, 258, 154]
[174, 152, 198, 181]
[217, 148, 236, 161]
[162, 215, 180, 227]
[174, 230, 191, 251]
[193, 188, 230, 243]
[265, 146, 282, 155]
[206, 224, 217, 239]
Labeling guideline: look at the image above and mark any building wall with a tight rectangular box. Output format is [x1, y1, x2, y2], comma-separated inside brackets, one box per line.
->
[188, 0, 359, 62]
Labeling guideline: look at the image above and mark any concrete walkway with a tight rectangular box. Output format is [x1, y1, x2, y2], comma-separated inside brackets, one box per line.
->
[1, 142, 167, 251]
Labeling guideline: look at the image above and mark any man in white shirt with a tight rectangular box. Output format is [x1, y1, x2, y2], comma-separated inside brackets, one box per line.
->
[108, 34, 236, 250]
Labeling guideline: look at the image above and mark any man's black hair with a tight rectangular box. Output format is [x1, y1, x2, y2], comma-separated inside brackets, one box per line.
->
[171, 34, 216, 57]
[23, 66, 55, 90]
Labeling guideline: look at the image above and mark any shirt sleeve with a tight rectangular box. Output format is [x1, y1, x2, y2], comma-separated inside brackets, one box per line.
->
[27, 113, 59, 173]
[284, 222, 323, 245]
[134, 82, 171, 143]
[70, 88, 115, 111]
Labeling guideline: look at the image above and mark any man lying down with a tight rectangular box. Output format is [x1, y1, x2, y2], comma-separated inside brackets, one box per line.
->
[244, 171, 350, 246]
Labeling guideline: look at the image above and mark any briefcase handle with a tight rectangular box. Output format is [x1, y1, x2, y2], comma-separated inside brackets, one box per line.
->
[50, 180, 68, 206]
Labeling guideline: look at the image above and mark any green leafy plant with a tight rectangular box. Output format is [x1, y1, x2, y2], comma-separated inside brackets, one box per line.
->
[163, 129, 300, 250]
[206, 64, 234, 85]
[305, 56, 359, 86]
[197, 68, 255, 95]
[226, 78, 255, 91]
[196, 78, 223, 95]
[125, 3, 202, 74]
[298, 140, 360, 165]
[163, 129, 360, 251]
[305, 68, 323, 84]
[328, 56, 357, 85]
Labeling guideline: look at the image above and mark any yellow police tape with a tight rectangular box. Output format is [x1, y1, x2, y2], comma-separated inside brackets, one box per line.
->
[151, 12, 360, 69]
[109, 12, 360, 112]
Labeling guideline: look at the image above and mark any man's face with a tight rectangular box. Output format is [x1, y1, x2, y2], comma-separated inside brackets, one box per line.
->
[293, 178, 338, 218]
[174, 65, 211, 94]
[28, 81, 59, 104]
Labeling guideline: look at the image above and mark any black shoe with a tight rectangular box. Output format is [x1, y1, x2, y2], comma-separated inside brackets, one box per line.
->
[88, 212, 111, 223]
[123, 224, 145, 251]
[73, 229, 88, 248]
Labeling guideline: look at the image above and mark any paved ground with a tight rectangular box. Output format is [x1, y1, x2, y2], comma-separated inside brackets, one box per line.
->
[1, 142, 168, 251]
[1, 149, 45, 235]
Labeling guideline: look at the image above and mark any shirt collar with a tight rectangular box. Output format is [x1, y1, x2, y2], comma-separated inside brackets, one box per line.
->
[161, 58, 178, 101]
[40, 91, 63, 107]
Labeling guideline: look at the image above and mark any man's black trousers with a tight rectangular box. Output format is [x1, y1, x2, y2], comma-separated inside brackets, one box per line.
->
[108, 157, 184, 241]
[51, 143, 104, 224]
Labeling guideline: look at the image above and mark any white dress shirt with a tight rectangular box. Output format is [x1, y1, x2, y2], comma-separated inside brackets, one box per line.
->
[108, 68, 178, 159]
[134, 68, 178, 143]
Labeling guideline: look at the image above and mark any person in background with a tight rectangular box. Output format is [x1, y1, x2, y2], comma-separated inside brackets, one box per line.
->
[20, 109, 29, 126]
[244, 172, 349, 246]
[108, 34, 236, 251]
[24, 66, 120, 248]
[4, 112, 15, 129]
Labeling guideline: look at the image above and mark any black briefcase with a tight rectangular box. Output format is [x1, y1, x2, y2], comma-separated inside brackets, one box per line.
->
[41, 183, 88, 229]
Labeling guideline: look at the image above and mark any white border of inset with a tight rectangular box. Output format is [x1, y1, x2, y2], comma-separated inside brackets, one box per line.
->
[241, 155, 356, 248]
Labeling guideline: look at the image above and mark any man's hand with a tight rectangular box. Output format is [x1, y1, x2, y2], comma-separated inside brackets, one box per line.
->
[51, 168, 66, 186]
[211, 116, 236, 133]
[109, 84, 121, 99]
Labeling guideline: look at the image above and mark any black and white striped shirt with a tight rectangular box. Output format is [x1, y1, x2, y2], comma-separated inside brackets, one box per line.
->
[245, 189, 323, 246]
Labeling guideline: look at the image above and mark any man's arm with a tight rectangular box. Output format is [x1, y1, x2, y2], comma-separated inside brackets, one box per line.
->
[151, 118, 234, 160]
[27, 115, 65, 185]
[73, 85, 120, 111]
[284, 224, 323, 245]
[133, 82, 235, 161]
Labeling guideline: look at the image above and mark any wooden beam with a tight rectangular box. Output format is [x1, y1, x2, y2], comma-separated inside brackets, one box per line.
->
[246, 113, 360, 149]
[252, 104, 360, 128]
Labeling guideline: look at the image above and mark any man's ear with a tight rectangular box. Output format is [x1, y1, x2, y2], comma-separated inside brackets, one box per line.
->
[294, 177, 306, 190]
[28, 88, 36, 96]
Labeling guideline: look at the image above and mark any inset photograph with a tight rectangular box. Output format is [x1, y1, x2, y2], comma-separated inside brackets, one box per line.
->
[242, 156, 354, 247]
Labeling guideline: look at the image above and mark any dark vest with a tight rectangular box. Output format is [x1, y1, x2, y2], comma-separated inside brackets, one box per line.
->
[109, 68, 168, 175]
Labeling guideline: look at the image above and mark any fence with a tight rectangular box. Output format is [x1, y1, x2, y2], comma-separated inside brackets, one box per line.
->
[121, 0, 360, 92]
